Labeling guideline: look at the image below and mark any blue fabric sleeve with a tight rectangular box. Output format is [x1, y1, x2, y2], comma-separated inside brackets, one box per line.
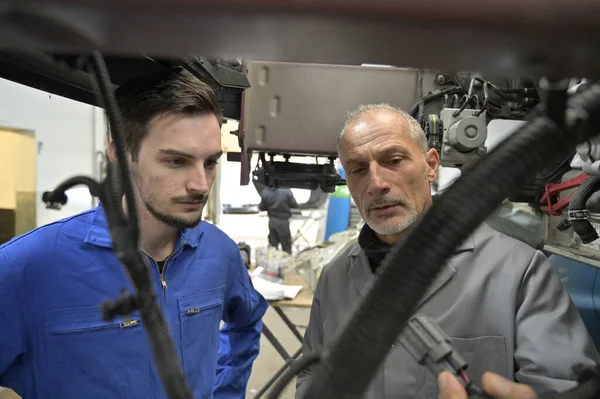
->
[0, 248, 26, 388]
[213, 249, 268, 398]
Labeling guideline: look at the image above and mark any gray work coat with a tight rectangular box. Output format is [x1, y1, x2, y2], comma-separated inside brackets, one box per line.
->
[296, 224, 600, 399]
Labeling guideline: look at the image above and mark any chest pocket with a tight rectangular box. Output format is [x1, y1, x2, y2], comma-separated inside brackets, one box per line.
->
[424, 336, 508, 399]
[178, 286, 225, 399]
[45, 306, 151, 399]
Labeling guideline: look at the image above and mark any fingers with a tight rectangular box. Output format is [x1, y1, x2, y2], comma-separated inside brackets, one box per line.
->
[481, 372, 537, 399]
[438, 371, 468, 399]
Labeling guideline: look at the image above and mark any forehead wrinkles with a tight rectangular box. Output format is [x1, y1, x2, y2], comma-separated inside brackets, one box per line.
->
[343, 121, 405, 153]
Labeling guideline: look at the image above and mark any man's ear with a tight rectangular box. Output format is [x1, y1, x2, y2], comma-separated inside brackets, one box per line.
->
[425, 148, 440, 183]
[107, 138, 117, 162]
[106, 139, 133, 165]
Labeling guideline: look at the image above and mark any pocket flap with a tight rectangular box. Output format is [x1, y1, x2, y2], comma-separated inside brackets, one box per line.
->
[450, 335, 506, 353]
[425, 335, 508, 399]
[45, 306, 140, 334]
[178, 285, 225, 314]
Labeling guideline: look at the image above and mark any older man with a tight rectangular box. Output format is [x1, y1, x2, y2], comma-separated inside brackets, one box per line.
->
[295, 103, 599, 399]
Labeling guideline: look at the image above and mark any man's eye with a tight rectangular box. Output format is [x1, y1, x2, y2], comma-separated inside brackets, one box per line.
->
[205, 159, 219, 169]
[350, 167, 364, 175]
[166, 158, 185, 167]
[390, 158, 403, 165]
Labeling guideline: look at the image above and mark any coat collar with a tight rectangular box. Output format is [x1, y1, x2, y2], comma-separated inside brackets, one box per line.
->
[347, 223, 476, 308]
[348, 232, 475, 257]
[84, 204, 204, 249]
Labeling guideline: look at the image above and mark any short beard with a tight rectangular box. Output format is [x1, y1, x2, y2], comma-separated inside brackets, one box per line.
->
[130, 163, 205, 230]
[363, 196, 419, 236]
[144, 199, 204, 230]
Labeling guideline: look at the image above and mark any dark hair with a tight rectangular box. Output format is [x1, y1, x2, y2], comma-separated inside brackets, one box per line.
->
[115, 67, 222, 161]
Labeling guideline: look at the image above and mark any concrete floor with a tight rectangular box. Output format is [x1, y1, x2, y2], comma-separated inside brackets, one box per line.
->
[245, 306, 310, 398]
[0, 212, 319, 399]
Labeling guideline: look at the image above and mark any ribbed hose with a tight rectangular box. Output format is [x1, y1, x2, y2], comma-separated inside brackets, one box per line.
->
[266, 353, 323, 399]
[42, 176, 103, 205]
[136, 289, 194, 398]
[90, 51, 194, 399]
[89, 51, 140, 244]
[569, 176, 600, 244]
[302, 86, 600, 399]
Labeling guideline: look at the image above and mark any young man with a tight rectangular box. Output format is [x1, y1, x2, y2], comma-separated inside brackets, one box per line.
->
[295, 103, 600, 399]
[0, 68, 268, 399]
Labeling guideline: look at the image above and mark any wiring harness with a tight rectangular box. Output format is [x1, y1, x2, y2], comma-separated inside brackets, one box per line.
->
[410, 75, 540, 122]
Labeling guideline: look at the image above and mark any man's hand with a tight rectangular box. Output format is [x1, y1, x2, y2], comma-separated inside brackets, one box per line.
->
[438, 371, 537, 399]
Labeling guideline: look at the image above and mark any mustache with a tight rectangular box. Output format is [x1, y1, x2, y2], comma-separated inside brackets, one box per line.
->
[172, 194, 207, 203]
[363, 196, 411, 212]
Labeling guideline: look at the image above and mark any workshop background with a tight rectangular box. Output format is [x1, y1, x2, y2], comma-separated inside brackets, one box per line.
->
[0, 72, 596, 399]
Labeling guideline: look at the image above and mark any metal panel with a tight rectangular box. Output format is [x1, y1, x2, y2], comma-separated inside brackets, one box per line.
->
[241, 61, 438, 156]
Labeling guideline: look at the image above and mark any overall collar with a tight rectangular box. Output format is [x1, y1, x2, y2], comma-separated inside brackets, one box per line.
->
[84, 203, 204, 249]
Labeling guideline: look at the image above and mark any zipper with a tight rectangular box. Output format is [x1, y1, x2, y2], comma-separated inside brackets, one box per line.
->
[120, 320, 139, 328]
[54, 319, 139, 334]
[160, 240, 186, 291]
[141, 240, 187, 297]
[185, 302, 220, 317]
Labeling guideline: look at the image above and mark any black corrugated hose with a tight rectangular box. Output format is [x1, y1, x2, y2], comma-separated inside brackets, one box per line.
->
[569, 176, 600, 244]
[89, 51, 194, 399]
[298, 85, 600, 399]
[41, 176, 103, 208]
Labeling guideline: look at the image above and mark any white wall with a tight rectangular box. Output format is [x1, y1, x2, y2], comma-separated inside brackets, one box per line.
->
[0, 78, 103, 227]
[0, 77, 320, 231]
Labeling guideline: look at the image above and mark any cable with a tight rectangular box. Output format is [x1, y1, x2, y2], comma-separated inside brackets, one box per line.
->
[42, 176, 103, 209]
[569, 176, 600, 244]
[266, 353, 322, 399]
[409, 86, 464, 118]
[89, 51, 140, 244]
[417, 69, 425, 123]
[452, 78, 482, 117]
[298, 85, 600, 399]
[88, 51, 194, 399]
[474, 82, 489, 117]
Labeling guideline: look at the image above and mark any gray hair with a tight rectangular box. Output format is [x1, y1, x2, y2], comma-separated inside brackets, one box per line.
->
[337, 103, 428, 154]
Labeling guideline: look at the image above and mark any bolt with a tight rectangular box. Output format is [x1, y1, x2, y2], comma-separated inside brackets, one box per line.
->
[464, 125, 478, 138]
[436, 74, 446, 85]
[443, 146, 453, 155]
[477, 148, 486, 157]
[443, 138, 450, 144]
[566, 108, 589, 130]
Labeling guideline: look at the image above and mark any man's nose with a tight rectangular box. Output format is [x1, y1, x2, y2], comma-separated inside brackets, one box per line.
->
[367, 166, 391, 195]
[186, 167, 210, 193]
